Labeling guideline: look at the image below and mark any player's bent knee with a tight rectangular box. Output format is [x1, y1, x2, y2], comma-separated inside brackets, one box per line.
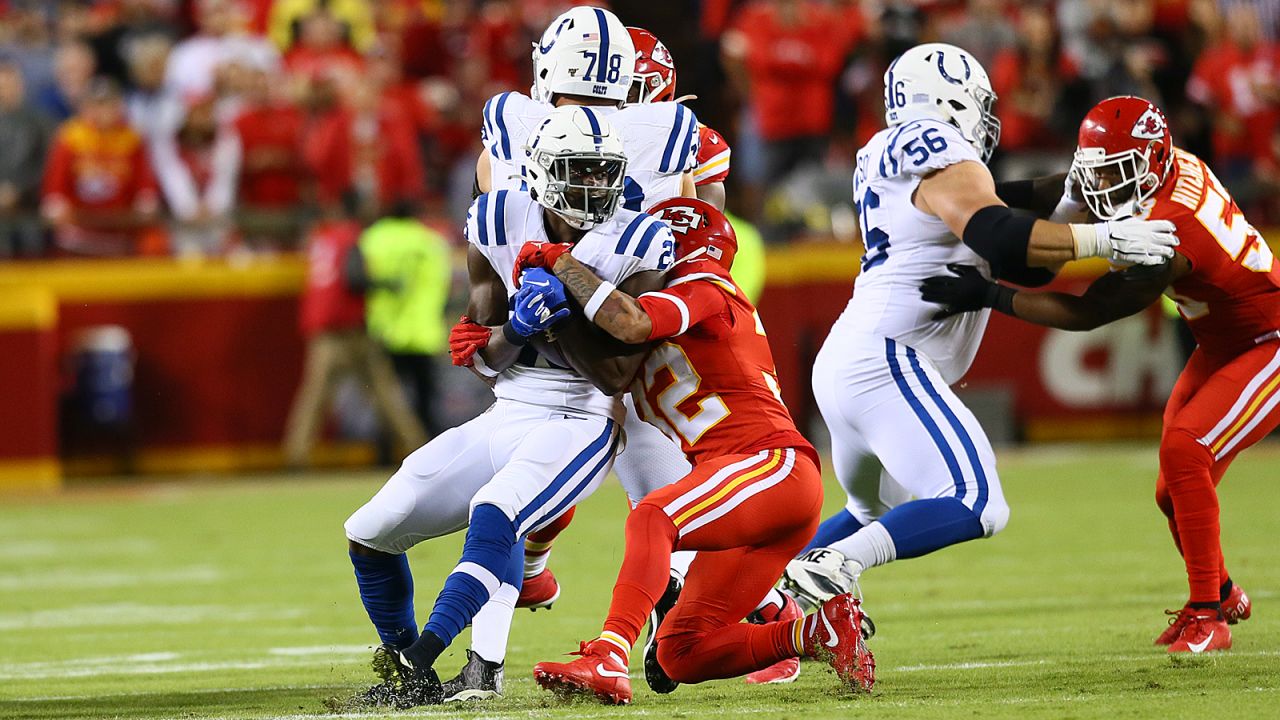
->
[1159, 427, 1214, 471]
[981, 500, 1010, 537]
[654, 634, 706, 685]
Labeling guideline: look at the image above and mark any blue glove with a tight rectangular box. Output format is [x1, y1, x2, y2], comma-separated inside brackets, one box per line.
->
[509, 268, 570, 337]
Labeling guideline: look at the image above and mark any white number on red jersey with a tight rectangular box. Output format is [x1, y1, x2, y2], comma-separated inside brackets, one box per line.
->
[639, 342, 729, 446]
[1196, 168, 1274, 273]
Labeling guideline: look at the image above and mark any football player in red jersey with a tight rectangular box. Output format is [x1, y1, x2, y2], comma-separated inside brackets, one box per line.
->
[627, 26, 732, 211]
[922, 96, 1266, 654]
[517, 198, 873, 703]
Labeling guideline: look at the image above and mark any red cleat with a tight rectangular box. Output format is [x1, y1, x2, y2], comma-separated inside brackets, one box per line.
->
[1222, 584, 1252, 625]
[803, 593, 875, 692]
[1167, 611, 1231, 653]
[517, 569, 560, 610]
[533, 639, 632, 705]
[745, 593, 803, 685]
[1154, 606, 1196, 646]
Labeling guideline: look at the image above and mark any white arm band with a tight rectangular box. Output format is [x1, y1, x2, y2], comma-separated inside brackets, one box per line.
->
[583, 281, 617, 322]
[471, 351, 500, 378]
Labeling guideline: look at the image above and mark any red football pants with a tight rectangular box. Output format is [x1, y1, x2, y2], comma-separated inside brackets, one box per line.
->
[600, 446, 822, 684]
[1156, 341, 1280, 605]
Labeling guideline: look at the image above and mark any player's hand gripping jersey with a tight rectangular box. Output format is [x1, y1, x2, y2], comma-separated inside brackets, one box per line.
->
[467, 189, 675, 419]
[632, 256, 813, 466]
[1144, 148, 1280, 358]
[841, 118, 995, 383]
[481, 91, 700, 210]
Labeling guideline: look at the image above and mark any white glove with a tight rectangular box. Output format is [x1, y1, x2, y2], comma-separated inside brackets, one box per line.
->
[1049, 162, 1088, 222]
[1071, 218, 1179, 265]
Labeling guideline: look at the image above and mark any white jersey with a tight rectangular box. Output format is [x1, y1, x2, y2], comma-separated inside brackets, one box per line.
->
[835, 118, 993, 383]
[466, 189, 675, 420]
[481, 91, 700, 211]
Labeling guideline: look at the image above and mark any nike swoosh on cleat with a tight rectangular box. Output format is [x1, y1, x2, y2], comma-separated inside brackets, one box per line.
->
[819, 607, 841, 648]
[595, 663, 630, 679]
[1187, 632, 1214, 653]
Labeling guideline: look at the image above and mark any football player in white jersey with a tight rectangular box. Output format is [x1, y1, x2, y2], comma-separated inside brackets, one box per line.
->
[781, 43, 1181, 616]
[342, 106, 676, 707]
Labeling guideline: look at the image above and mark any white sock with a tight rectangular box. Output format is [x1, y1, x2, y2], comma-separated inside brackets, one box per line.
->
[469, 583, 518, 663]
[523, 539, 552, 579]
[753, 587, 786, 613]
[669, 550, 695, 582]
[829, 520, 897, 571]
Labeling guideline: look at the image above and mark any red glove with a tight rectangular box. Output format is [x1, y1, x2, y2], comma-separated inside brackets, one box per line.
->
[449, 315, 492, 367]
[512, 240, 572, 286]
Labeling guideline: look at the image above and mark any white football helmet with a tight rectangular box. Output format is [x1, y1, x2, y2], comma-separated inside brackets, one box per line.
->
[884, 43, 1000, 162]
[523, 106, 628, 230]
[532, 6, 635, 105]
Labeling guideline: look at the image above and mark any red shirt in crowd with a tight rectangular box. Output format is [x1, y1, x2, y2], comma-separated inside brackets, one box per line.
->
[728, 0, 854, 140]
[299, 219, 366, 337]
[304, 102, 425, 209]
[42, 118, 158, 215]
[1187, 40, 1280, 162]
[283, 45, 365, 80]
[989, 50, 1078, 151]
[234, 103, 306, 208]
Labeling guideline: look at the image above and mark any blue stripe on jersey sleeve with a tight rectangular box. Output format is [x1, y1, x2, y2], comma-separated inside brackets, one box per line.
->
[675, 112, 698, 172]
[633, 219, 664, 258]
[615, 213, 650, 255]
[493, 190, 508, 246]
[482, 95, 497, 157]
[476, 193, 490, 246]
[659, 105, 687, 173]
[593, 8, 610, 83]
[494, 93, 512, 160]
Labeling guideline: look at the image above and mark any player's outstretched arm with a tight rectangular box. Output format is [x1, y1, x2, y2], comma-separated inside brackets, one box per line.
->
[922, 256, 1185, 331]
[917, 161, 1178, 271]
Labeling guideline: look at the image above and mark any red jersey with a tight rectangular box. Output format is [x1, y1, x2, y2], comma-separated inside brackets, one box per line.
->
[633, 257, 813, 466]
[692, 125, 731, 186]
[42, 118, 157, 214]
[1145, 148, 1280, 360]
[234, 103, 305, 208]
[299, 220, 366, 337]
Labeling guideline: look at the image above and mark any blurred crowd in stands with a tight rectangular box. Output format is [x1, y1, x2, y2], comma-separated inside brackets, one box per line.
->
[0, 0, 1278, 258]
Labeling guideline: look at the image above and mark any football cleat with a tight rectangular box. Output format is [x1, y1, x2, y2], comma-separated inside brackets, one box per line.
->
[533, 638, 633, 705]
[441, 649, 503, 702]
[364, 644, 443, 707]
[1167, 611, 1232, 654]
[783, 547, 861, 610]
[1222, 584, 1252, 625]
[803, 594, 875, 692]
[517, 568, 561, 610]
[643, 573, 683, 694]
[1154, 606, 1195, 646]
[744, 592, 803, 685]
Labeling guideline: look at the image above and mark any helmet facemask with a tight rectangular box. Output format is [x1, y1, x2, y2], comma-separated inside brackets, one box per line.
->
[530, 150, 628, 230]
[1074, 145, 1161, 220]
[629, 71, 672, 105]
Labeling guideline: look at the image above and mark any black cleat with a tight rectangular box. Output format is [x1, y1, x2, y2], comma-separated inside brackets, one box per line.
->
[441, 649, 504, 702]
[363, 644, 443, 707]
[643, 573, 683, 694]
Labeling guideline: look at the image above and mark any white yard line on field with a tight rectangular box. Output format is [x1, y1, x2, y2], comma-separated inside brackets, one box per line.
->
[0, 603, 304, 631]
[0, 565, 220, 592]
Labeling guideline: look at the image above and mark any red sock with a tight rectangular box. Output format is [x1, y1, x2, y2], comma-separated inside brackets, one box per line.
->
[528, 506, 575, 544]
[659, 621, 800, 683]
[1160, 430, 1222, 605]
[601, 503, 678, 650]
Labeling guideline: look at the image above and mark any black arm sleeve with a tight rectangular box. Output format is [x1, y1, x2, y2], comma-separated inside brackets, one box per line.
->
[962, 204, 1037, 271]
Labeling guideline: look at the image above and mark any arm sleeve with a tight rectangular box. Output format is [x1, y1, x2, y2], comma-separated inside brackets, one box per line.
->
[692, 125, 731, 186]
[637, 280, 728, 340]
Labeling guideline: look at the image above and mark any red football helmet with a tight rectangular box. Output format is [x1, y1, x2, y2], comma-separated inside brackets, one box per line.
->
[1074, 96, 1174, 220]
[648, 197, 738, 270]
[627, 27, 676, 104]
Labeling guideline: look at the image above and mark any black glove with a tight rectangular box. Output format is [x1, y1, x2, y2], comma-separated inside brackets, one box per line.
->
[920, 264, 1015, 320]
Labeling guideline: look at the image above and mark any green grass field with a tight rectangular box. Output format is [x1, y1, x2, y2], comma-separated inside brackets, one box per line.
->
[1, 444, 1276, 720]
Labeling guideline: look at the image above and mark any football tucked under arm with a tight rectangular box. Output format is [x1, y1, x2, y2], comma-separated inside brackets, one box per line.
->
[549, 268, 664, 396]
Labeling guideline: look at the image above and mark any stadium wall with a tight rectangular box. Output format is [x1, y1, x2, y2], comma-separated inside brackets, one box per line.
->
[0, 239, 1244, 487]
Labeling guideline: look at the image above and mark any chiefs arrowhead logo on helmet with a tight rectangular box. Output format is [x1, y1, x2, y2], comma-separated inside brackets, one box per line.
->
[1131, 107, 1166, 140]
[649, 197, 738, 270]
[650, 41, 675, 69]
